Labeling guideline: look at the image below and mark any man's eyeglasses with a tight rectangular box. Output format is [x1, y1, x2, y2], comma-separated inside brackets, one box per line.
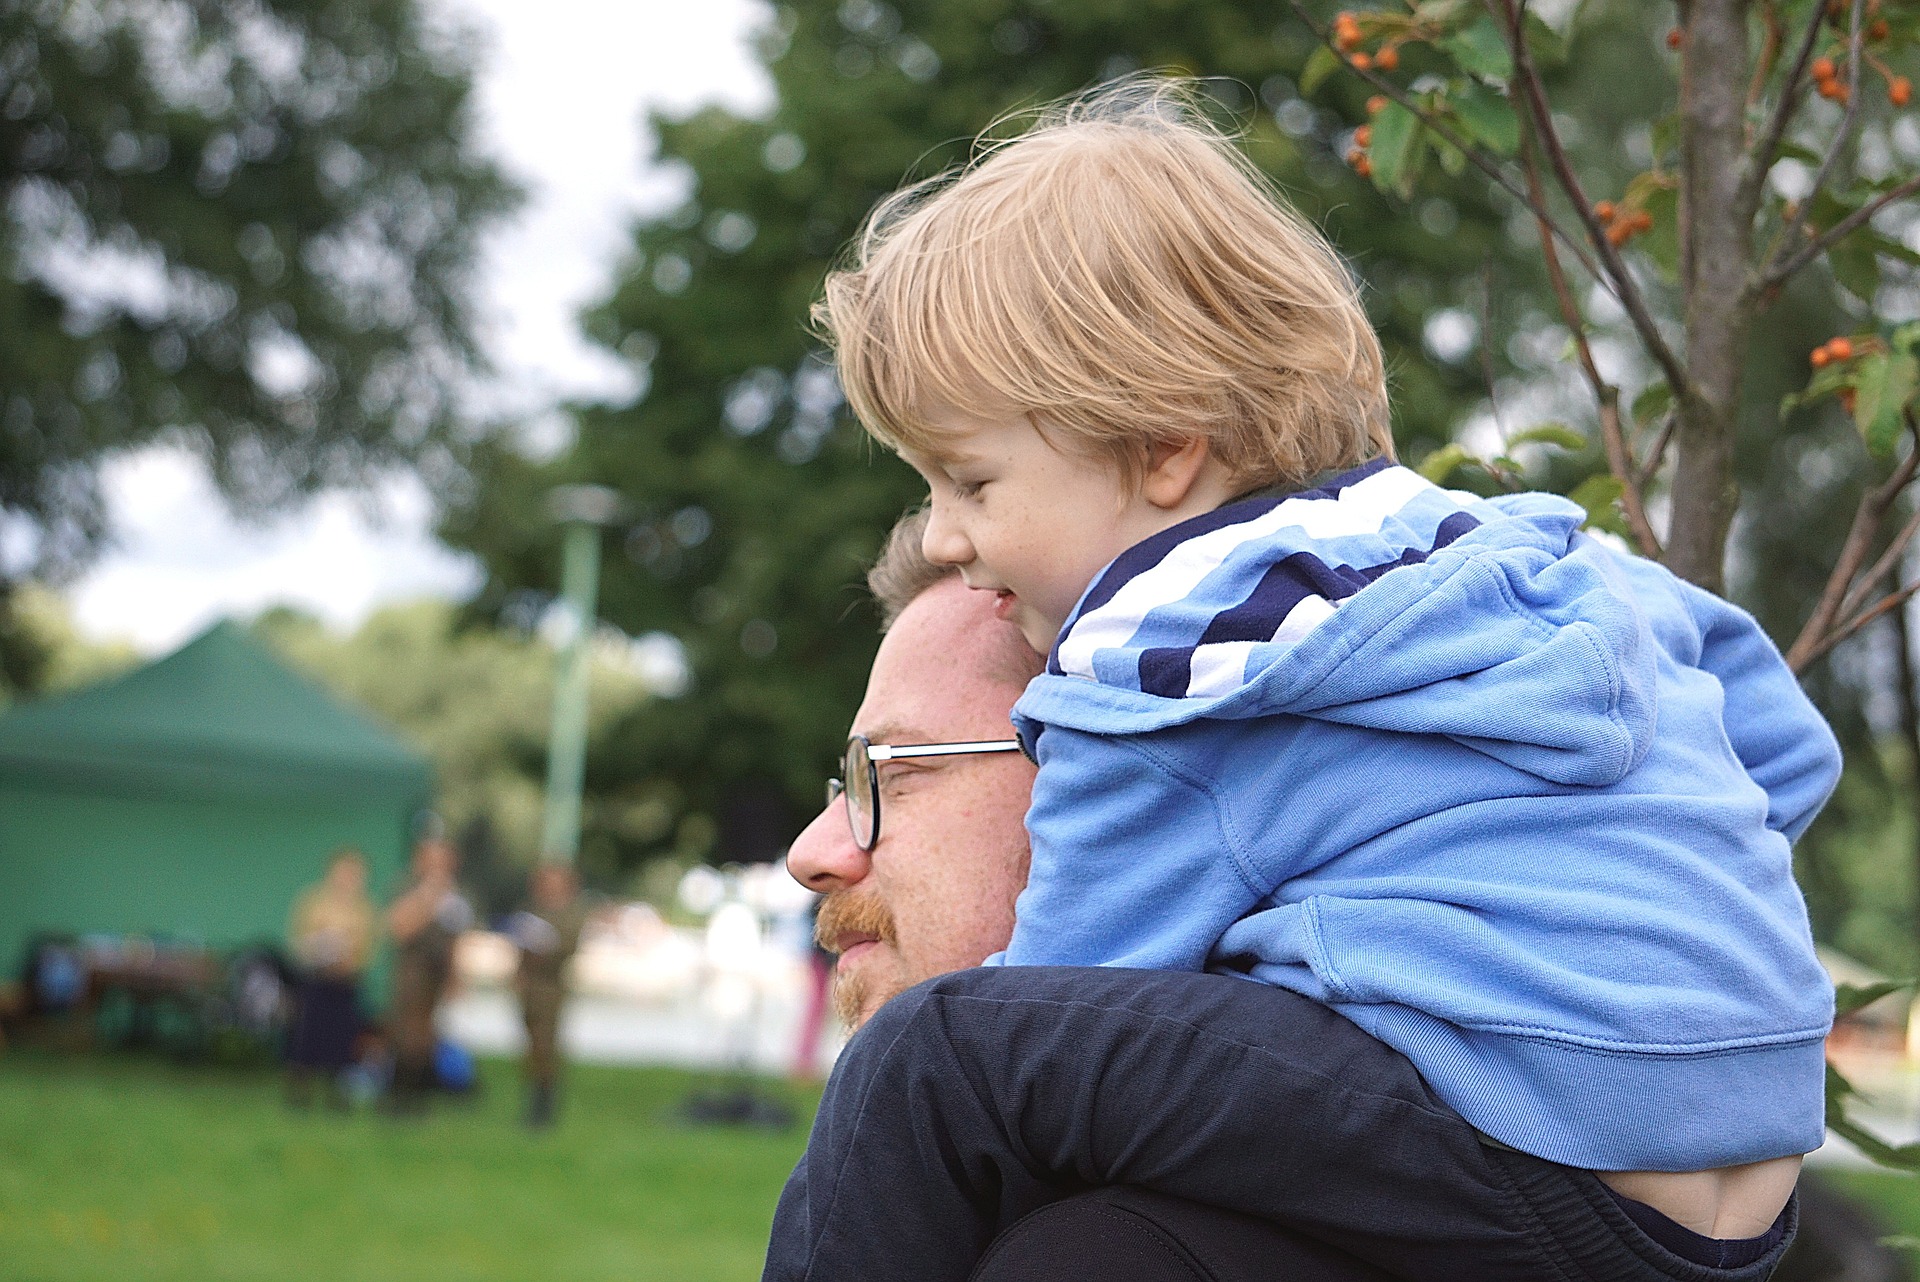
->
[826, 734, 1023, 851]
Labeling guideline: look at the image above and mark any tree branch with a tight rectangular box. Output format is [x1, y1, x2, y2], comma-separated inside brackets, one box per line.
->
[1764, 0, 1866, 281]
[1839, 506, 1920, 623]
[1787, 414, 1920, 671]
[1493, 0, 1691, 399]
[1793, 582, 1920, 674]
[1636, 410, 1677, 486]
[1762, 173, 1920, 294]
[1284, 0, 1604, 284]
[1742, 0, 1829, 212]
[1517, 126, 1662, 557]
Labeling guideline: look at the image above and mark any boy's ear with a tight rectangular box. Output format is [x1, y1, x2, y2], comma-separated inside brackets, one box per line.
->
[1140, 436, 1216, 510]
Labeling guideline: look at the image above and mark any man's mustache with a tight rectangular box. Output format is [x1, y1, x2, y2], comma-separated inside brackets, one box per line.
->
[815, 890, 897, 955]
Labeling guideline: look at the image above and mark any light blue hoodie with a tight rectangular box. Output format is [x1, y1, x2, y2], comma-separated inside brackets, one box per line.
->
[998, 459, 1841, 1172]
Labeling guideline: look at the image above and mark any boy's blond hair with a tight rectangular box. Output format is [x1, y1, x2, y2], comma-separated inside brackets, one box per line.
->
[815, 78, 1392, 489]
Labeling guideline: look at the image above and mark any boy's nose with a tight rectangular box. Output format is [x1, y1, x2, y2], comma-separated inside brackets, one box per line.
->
[921, 504, 972, 567]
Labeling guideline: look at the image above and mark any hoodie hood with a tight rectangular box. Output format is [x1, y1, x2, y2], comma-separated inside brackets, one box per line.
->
[1016, 460, 1658, 788]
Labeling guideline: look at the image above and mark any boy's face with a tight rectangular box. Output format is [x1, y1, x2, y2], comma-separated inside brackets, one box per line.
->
[904, 404, 1167, 655]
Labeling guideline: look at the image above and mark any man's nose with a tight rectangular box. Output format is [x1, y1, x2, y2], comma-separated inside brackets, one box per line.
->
[785, 796, 871, 892]
[921, 502, 972, 568]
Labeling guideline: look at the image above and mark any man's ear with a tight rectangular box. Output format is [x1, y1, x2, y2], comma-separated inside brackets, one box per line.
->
[1140, 436, 1216, 511]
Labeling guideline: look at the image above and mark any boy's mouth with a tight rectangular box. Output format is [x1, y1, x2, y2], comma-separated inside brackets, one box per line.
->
[991, 590, 1017, 619]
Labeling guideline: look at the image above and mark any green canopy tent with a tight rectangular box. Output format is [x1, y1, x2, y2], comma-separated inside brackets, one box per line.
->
[0, 620, 431, 973]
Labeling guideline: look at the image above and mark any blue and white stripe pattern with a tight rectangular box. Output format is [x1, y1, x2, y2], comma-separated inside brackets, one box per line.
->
[1048, 459, 1485, 700]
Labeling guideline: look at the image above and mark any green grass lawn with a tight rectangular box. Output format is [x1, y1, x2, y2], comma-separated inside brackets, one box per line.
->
[0, 1049, 818, 1282]
[13, 1046, 1920, 1281]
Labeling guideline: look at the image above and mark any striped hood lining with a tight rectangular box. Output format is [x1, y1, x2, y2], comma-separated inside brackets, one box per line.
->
[1048, 461, 1486, 699]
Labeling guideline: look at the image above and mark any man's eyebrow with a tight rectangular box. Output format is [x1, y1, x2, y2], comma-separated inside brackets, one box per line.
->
[857, 722, 932, 745]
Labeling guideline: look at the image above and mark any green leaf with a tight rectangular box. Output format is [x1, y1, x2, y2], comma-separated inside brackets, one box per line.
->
[1637, 185, 1680, 283]
[1568, 473, 1629, 537]
[1855, 353, 1918, 456]
[1452, 82, 1520, 155]
[1774, 141, 1822, 166]
[1632, 382, 1672, 424]
[1523, 12, 1568, 66]
[1782, 362, 1857, 414]
[1830, 236, 1884, 304]
[1836, 979, 1916, 1016]
[1881, 1236, 1920, 1253]
[1649, 114, 1682, 162]
[1434, 137, 1468, 177]
[1507, 422, 1586, 451]
[1301, 45, 1344, 98]
[1417, 442, 1474, 484]
[1440, 16, 1514, 81]
[1892, 322, 1920, 356]
[1368, 101, 1422, 199]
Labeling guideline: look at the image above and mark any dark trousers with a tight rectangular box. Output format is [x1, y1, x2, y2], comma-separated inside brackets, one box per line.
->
[763, 967, 1797, 1282]
[973, 1186, 1396, 1282]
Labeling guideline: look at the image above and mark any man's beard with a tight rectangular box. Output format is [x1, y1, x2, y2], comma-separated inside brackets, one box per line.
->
[815, 889, 898, 1027]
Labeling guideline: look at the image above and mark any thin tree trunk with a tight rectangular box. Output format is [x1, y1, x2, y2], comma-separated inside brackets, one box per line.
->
[1666, 0, 1755, 593]
[1894, 584, 1920, 974]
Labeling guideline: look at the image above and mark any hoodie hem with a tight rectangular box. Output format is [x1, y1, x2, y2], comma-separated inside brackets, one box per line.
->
[1355, 1005, 1829, 1170]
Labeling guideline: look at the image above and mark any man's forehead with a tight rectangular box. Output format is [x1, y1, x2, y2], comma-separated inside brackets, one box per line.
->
[852, 581, 1023, 741]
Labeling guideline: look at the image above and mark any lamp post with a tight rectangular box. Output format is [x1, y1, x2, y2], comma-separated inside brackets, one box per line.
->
[538, 484, 624, 864]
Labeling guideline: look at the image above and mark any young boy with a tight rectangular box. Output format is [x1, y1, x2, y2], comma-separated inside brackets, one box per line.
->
[771, 79, 1837, 1280]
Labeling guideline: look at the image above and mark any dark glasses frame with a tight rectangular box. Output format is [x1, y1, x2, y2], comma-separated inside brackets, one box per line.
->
[826, 734, 1023, 851]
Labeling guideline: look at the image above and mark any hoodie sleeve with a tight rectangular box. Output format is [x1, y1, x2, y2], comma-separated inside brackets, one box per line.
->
[997, 724, 1266, 971]
[1683, 581, 1842, 842]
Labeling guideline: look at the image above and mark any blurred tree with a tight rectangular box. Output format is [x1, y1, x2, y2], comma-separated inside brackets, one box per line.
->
[253, 600, 677, 898]
[0, 0, 517, 674]
[440, 0, 1553, 871]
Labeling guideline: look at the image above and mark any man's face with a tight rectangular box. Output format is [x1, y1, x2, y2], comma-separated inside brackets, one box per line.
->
[786, 576, 1038, 1027]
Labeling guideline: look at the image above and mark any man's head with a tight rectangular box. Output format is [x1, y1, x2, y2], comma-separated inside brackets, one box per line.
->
[531, 861, 578, 913]
[413, 836, 458, 881]
[815, 76, 1392, 500]
[787, 510, 1042, 1026]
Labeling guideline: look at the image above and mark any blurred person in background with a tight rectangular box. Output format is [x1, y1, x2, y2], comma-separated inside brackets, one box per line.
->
[508, 861, 586, 1129]
[284, 848, 376, 1109]
[383, 836, 472, 1115]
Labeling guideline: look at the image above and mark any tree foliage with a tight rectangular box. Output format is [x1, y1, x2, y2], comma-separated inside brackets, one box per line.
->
[0, 0, 516, 588]
[442, 0, 1555, 869]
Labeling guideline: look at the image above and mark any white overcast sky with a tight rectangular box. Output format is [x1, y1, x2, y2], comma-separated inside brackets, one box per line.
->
[67, 0, 773, 653]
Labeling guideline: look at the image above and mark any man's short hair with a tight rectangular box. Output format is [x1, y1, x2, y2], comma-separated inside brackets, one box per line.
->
[815, 75, 1392, 492]
[867, 506, 948, 631]
[868, 507, 1046, 683]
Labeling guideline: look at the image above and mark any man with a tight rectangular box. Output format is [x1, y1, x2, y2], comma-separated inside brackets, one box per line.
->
[780, 512, 1392, 1282]
[774, 511, 1798, 1282]
[383, 835, 472, 1115]
[509, 861, 586, 1129]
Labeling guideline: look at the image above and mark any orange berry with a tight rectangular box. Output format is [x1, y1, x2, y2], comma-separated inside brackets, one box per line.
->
[1366, 94, 1388, 114]
[1354, 125, 1372, 146]
[1869, 19, 1890, 40]
[1594, 200, 1617, 222]
[1829, 336, 1854, 361]
[1632, 210, 1655, 232]
[1812, 56, 1836, 81]
[1818, 78, 1849, 102]
[1375, 45, 1399, 71]
[1666, 28, 1683, 49]
[1606, 221, 1634, 246]
[1840, 388, 1858, 414]
[1811, 347, 1832, 368]
[1350, 50, 1373, 70]
[1336, 28, 1362, 50]
[1892, 77, 1912, 107]
[1353, 154, 1372, 177]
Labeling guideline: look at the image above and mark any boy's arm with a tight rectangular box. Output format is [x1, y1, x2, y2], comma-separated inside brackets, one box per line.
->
[997, 725, 1267, 971]
[1683, 581, 1842, 842]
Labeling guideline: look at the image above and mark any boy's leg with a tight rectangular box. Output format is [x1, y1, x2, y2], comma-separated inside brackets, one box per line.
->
[763, 966, 1794, 1282]
[968, 1186, 1397, 1282]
